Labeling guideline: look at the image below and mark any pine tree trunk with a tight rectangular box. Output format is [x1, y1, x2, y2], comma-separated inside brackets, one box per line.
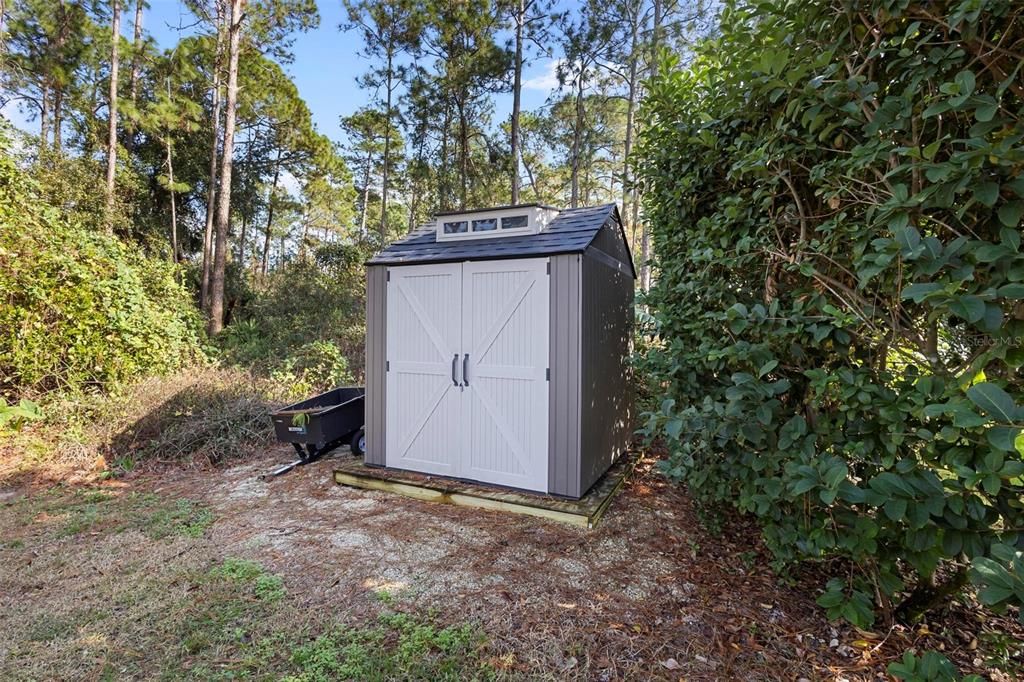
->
[51, 5, 71, 154]
[640, 0, 663, 292]
[208, 0, 244, 336]
[439, 104, 450, 209]
[523, 155, 539, 200]
[0, 0, 7, 60]
[105, 0, 121, 234]
[510, 0, 524, 205]
[126, 0, 143, 154]
[261, 150, 282, 276]
[201, 6, 225, 314]
[358, 156, 370, 237]
[458, 98, 468, 209]
[407, 186, 417, 233]
[39, 86, 50, 153]
[621, 17, 639, 247]
[570, 73, 583, 208]
[239, 213, 247, 270]
[167, 139, 178, 262]
[380, 45, 393, 241]
[52, 86, 63, 153]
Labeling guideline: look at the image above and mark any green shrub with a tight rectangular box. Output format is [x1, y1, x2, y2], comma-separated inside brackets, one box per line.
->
[888, 650, 983, 682]
[286, 612, 491, 682]
[220, 251, 367, 395]
[0, 138, 204, 399]
[637, 0, 1024, 628]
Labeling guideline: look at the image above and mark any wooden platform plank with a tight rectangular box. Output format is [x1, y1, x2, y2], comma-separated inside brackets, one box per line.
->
[332, 453, 636, 528]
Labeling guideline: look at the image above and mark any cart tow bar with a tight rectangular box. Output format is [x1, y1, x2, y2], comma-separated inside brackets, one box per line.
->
[260, 460, 303, 480]
[260, 443, 323, 480]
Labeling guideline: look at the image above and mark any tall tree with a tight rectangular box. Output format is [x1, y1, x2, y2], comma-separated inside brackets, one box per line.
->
[201, 6, 224, 312]
[505, 0, 554, 205]
[421, 0, 511, 209]
[3, 1, 90, 153]
[509, 0, 525, 205]
[343, 0, 421, 240]
[138, 47, 201, 262]
[556, 14, 605, 208]
[340, 107, 392, 238]
[124, 0, 144, 154]
[207, 0, 243, 335]
[104, 0, 120, 232]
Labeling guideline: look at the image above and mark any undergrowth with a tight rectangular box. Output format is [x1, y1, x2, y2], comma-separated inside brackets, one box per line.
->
[286, 612, 493, 682]
[0, 367, 287, 483]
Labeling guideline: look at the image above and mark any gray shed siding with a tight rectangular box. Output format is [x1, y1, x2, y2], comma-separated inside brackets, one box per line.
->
[578, 241, 635, 495]
[547, 254, 582, 498]
[364, 265, 387, 467]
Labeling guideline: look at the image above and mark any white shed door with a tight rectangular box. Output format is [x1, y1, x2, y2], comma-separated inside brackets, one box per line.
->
[385, 262, 464, 477]
[385, 259, 550, 492]
[462, 259, 549, 492]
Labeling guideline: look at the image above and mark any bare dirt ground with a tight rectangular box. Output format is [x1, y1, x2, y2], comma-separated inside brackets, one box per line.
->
[1, 446, 1016, 680]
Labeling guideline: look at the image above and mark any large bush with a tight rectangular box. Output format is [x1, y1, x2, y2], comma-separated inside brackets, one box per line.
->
[637, 0, 1024, 627]
[219, 243, 369, 397]
[0, 144, 204, 398]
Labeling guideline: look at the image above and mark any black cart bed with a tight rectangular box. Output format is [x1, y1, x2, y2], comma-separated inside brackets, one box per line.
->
[270, 387, 365, 464]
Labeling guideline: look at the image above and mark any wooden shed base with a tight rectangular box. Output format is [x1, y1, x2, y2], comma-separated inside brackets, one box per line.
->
[332, 453, 636, 528]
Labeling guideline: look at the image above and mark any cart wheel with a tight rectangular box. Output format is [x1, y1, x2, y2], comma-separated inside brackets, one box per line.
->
[350, 428, 366, 457]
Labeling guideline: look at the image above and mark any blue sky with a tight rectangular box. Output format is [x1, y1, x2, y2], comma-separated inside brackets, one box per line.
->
[4, 0, 566, 146]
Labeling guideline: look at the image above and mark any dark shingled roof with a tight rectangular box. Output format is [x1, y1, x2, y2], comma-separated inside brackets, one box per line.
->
[366, 203, 618, 266]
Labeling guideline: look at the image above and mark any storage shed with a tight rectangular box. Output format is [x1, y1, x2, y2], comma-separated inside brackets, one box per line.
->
[363, 203, 634, 499]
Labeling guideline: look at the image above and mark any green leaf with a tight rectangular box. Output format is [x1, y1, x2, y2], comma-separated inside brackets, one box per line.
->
[998, 200, 1024, 228]
[986, 426, 1021, 452]
[922, 139, 941, 161]
[974, 96, 999, 122]
[894, 225, 920, 253]
[1001, 228, 1021, 251]
[998, 284, 1024, 299]
[902, 282, 942, 302]
[974, 182, 999, 207]
[949, 295, 985, 323]
[966, 382, 1019, 422]
[757, 359, 778, 377]
[974, 243, 1010, 262]
[955, 70, 976, 97]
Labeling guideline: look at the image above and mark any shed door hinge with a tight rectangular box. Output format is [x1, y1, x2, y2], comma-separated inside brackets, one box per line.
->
[546, 261, 550, 275]
[386, 360, 390, 371]
[546, 367, 550, 381]
[386, 270, 390, 281]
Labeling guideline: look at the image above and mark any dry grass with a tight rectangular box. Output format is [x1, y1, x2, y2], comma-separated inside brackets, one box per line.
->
[0, 366, 288, 486]
[2, 420, 1021, 679]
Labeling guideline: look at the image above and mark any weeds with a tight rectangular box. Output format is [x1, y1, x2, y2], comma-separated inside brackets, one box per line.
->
[286, 612, 492, 682]
[142, 498, 214, 539]
[0, 367, 288, 483]
[210, 558, 286, 602]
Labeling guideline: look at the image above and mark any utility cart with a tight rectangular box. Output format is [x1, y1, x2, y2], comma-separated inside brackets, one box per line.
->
[265, 387, 365, 478]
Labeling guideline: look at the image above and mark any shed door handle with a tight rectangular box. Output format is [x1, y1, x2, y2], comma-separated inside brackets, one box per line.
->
[463, 353, 470, 386]
[451, 354, 459, 386]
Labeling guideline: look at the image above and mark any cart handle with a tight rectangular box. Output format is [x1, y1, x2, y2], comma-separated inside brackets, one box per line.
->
[452, 354, 459, 386]
[463, 353, 470, 387]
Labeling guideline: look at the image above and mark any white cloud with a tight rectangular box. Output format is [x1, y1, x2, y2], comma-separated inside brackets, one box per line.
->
[521, 59, 564, 92]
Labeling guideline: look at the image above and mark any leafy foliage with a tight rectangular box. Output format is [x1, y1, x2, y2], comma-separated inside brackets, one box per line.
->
[219, 245, 369, 396]
[0, 137, 204, 399]
[637, 0, 1024, 628]
[888, 650, 983, 682]
[286, 612, 491, 682]
[0, 398, 43, 431]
